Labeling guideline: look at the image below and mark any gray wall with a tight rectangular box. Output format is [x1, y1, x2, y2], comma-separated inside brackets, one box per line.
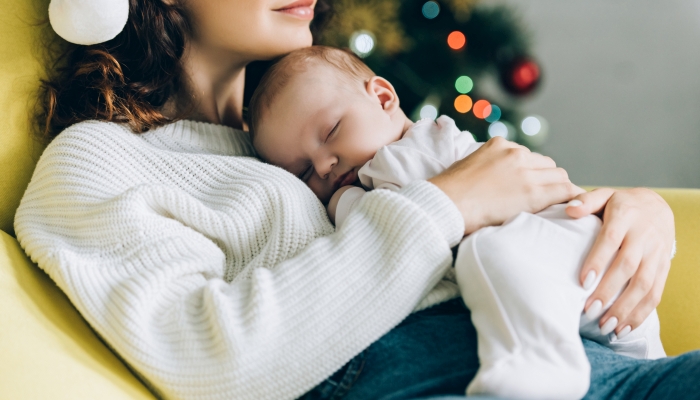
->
[484, 0, 700, 188]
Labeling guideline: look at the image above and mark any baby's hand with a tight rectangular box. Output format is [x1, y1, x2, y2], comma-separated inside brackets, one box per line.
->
[327, 186, 357, 224]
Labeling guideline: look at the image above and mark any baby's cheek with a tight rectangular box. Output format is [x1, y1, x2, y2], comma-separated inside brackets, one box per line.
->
[306, 176, 333, 204]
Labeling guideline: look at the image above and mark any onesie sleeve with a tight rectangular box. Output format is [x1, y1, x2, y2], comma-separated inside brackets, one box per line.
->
[358, 115, 482, 191]
[334, 186, 367, 229]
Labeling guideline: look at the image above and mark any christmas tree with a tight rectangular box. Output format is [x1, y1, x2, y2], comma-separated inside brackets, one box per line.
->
[318, 0, 546, 146]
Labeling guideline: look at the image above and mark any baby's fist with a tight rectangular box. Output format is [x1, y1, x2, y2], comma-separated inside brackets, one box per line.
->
[327, 186, 357, 224]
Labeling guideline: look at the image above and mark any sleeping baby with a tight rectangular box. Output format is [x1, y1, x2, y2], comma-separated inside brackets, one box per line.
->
[248, 45, 665, 400]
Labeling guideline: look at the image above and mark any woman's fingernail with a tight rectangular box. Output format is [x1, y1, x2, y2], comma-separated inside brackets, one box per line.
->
[567, 199, 583, 208]
[617, 325, 632, 340]
[601, 317, 619, 336]
[583, 270, 597, 290]
[585, 300, 603, 319]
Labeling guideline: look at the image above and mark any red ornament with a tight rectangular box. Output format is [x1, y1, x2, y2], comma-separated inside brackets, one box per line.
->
[500, 57, 542, 96]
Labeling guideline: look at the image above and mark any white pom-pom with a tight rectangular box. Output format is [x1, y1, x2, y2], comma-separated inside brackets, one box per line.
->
[49, 0, 129, 45]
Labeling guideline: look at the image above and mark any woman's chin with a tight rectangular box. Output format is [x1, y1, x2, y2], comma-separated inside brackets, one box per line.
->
[260, 34, 313, 59]
[284, 30, 314, 51]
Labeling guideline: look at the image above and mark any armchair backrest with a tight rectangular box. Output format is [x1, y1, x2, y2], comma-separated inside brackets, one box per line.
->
[0, 0, 51, 235]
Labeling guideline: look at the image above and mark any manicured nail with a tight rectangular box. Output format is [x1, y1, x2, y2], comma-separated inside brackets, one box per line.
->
[601, 317, 618, 336]
[585, 300, 603, 319]
[567, 199, 583, 208]
[583, 270, 597, 290]
[617, 325, 632, 340]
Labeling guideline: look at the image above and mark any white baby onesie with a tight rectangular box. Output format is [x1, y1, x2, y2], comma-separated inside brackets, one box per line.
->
[335, 115, 665, 400]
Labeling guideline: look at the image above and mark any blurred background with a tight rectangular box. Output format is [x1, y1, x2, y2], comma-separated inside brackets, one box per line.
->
[315, 0, 700, 188]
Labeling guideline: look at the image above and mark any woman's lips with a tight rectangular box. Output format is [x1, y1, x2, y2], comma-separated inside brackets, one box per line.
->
[275, 0, 315, 20]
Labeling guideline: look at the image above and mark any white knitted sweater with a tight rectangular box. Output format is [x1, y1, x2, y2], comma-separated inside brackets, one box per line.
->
[14, 120, 464, 400]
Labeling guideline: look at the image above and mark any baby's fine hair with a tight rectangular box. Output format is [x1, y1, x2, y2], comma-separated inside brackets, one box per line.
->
[248, 45, 375, 137]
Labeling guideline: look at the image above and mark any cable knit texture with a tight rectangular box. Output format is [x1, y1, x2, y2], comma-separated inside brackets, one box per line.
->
[14, 120, 465, 400]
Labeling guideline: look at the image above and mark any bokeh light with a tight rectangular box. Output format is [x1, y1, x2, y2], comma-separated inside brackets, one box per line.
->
[519, 115, 549, 147]
[488, 121, 512, 139]
[455, 76, 473, 94]
[411, 94, 441, 122]
[485, 105, 502, 122]
[473, 100, 492, 119]
[454, 95, 473, 113]
[488, 122, 508, 138]
[349, 30, 376, 58]
[521, 116, 542, 136]
[422, 1, 440, 19]
[512, 61, 540, 91]
[420, 105, 439, 120]
[483, 105, 492, 118]
[447, 31, 466, 50]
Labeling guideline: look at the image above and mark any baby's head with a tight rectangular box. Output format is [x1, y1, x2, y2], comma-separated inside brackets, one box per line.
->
[250, 45, 409, 203]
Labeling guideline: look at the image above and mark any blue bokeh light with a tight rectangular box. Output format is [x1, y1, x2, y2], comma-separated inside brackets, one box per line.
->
[422, 1, 440, 19]
[485, 105, 502, 122]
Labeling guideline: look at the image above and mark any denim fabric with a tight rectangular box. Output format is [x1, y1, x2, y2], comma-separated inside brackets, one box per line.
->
[300, 299, 700, 400]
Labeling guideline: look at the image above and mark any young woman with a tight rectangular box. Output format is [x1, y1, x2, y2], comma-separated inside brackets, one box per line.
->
[17, 0, 697, 399]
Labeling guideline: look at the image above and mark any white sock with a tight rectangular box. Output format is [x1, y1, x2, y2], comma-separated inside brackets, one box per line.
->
[455, 205, 601, 400]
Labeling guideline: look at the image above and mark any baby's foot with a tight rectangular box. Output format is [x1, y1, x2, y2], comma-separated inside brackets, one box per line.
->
[466, 341, 590, 400]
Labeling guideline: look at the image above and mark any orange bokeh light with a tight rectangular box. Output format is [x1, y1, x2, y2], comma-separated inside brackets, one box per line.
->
[473, 100, 492, 119]
[447, 31, 466, 50]
[454, 95, 473, 113]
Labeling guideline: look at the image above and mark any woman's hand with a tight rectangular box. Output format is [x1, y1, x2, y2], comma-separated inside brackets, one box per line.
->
[566, 188, 675, 338]
[429, 136, 584, 235]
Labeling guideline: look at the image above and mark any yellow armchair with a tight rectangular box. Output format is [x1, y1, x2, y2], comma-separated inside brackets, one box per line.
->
[0, 0, 697, 398]
[1, 0, 153, 397]
[0, 230, 155, 399]
[655, 189, 700, 355]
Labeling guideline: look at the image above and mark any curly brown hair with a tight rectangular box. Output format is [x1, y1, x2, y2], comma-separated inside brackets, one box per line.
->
[39, 0, 333, 141]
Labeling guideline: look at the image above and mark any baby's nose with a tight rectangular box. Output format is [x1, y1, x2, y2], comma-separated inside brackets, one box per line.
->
[316, 158, 337, 180]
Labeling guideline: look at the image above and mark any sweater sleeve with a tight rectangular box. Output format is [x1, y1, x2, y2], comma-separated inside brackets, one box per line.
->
[14, 124, 464, 400]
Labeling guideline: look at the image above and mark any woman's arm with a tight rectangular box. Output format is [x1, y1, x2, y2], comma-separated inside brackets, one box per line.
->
[17, 181, 461, 399]
[15, 124, 471, 400]
[566, 188, 675, 337]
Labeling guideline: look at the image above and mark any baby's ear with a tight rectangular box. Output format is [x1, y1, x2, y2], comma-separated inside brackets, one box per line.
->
[366, 76, 400, 114]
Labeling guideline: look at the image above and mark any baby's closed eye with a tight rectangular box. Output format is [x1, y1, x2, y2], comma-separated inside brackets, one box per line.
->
[298, 163, 313, 181]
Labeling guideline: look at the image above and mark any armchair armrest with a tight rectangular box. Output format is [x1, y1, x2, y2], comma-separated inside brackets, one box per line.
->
[0, 230, 155, 399]
[654, 189, 700, 356]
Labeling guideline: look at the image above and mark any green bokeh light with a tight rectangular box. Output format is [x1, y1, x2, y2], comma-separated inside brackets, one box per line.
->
[455, 76, 473, 94]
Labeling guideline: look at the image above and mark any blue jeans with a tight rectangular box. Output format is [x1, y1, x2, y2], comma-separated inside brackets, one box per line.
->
[300, 299, 700, 400]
